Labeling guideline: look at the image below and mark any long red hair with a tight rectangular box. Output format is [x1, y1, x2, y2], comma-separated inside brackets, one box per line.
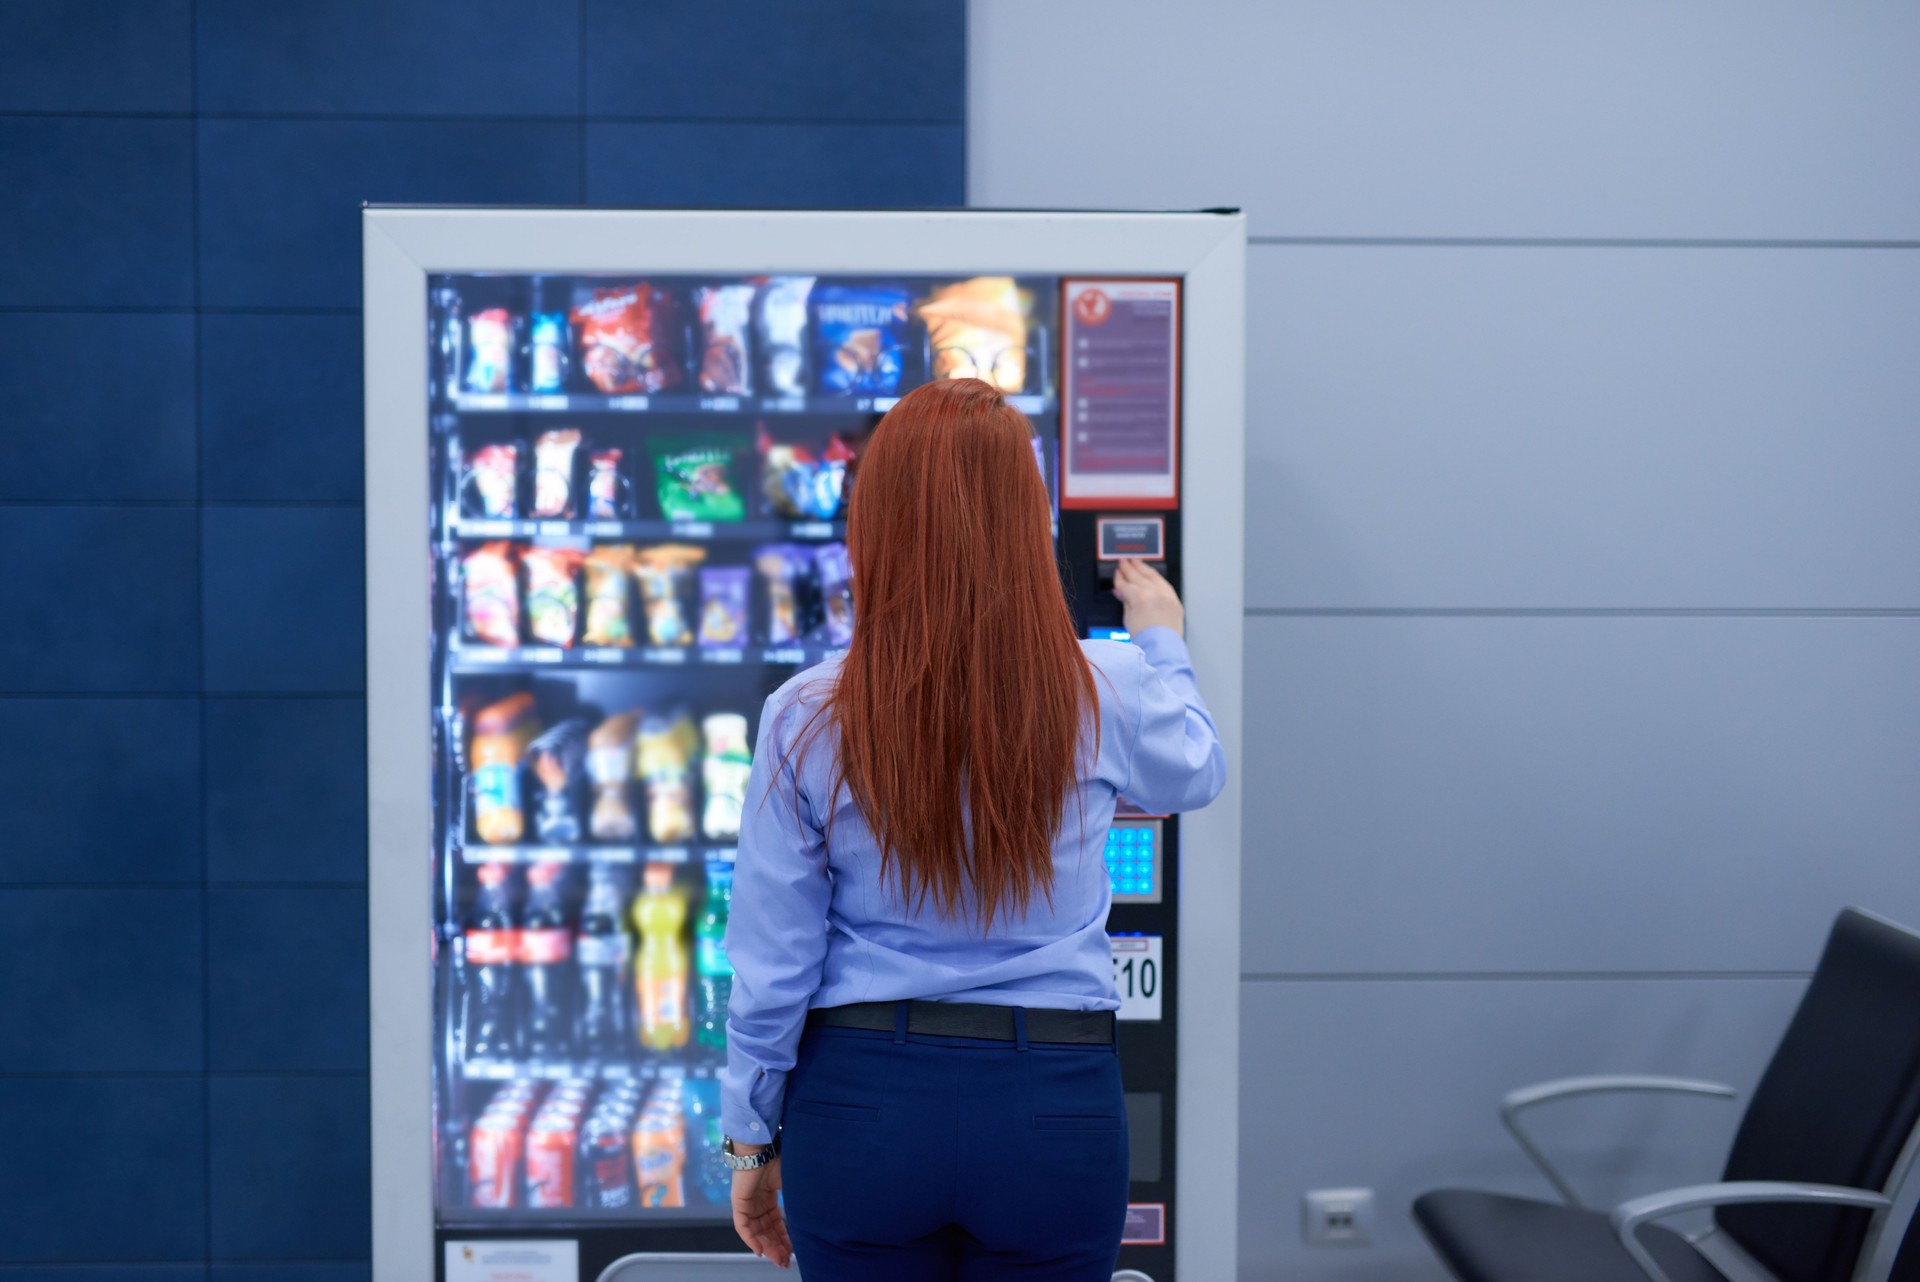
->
[819, 378, 1096, 927]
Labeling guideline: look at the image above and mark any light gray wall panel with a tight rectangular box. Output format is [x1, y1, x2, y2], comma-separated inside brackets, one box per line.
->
[1245, 243, 1920, 610]
[970, 0, 1920, 241]
[1241, 615, 1920, 975]
[1237, 976, 1805, 1281]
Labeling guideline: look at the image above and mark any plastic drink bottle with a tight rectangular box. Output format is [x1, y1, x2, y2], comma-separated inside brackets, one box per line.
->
[633, 1085, 688, 1207]
[575, 866, 632, 1058]
[465, 863, 519, 1060]
[633, 864, 690, 1050]
[685, 1077, 729, 1206]
[692, 863, 734, 1051]
[519, 861, 572, 1060]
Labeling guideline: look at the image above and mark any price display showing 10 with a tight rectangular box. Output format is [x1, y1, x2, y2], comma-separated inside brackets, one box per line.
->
[1111, 935, 1164, 1022]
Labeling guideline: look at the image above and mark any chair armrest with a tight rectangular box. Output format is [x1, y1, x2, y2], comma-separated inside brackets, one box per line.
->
[1610, 1181, 1889, 1282]
[1499, 1076, 1738, 1208]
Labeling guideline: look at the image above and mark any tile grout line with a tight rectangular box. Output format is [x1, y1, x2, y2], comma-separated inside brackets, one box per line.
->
[578, 0, 588, 206]
[189, 0, 215, 1265]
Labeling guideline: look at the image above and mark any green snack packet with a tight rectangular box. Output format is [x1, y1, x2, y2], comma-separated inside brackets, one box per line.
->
[652, 439, 745, 522]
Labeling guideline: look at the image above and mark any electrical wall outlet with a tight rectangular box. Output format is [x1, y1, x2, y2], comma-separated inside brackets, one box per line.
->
[1303, 1188, 1375, 1246]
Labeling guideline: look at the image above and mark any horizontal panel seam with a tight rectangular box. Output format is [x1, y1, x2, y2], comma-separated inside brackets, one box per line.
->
[1242, 970, 1814, 982]
[0, 692, 363, 700]
[0, 1069, 367, 1078]
[0, 306, 357, 315]
[1246, 607, 1920, 618]
[1251, 235, 1920, 250]
[0, 109, 961, 126]
[0, 1260, 369, 1268]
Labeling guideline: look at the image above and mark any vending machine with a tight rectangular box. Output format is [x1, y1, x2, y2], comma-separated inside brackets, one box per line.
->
[364, 208, 1246, 1282]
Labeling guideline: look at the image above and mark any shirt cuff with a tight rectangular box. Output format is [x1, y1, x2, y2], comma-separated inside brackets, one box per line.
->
[1132, 625, 1191, 666]
[723, 1072, 785, 1142]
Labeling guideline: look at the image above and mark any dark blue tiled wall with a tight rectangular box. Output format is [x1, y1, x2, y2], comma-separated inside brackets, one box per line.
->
[0, 2, 964, 1274]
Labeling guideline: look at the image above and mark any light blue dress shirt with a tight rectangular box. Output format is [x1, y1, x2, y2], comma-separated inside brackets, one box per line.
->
[720, 626, 1225, 1141]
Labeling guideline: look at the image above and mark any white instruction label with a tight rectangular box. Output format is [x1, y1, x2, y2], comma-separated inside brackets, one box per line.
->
[1110, 934, 1163, 1022]
[446, 1240, 578, 1282]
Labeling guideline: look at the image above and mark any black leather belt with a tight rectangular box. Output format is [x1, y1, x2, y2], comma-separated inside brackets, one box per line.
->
[808, 1000, 1117, 1046]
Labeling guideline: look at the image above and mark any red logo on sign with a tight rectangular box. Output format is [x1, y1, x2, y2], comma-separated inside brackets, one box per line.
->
[1073, 288, 1112, 326]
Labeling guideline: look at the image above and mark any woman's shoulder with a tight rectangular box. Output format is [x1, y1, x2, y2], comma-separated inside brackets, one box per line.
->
[761, 654, 845, 727]
[1080, 636, 1144, 678]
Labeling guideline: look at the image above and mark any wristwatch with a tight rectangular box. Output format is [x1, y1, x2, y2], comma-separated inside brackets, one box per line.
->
[721, 1131, 781, 1171]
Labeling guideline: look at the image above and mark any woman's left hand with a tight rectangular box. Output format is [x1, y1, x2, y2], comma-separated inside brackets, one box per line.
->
[731, 1156, 792, 1268]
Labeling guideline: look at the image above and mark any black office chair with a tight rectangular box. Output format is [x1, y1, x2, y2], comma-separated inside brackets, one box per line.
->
[1414, 907, 1920, 1282]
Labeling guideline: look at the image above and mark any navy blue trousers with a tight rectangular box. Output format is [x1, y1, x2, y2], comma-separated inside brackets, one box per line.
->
[780, 1009, 1129, 1280]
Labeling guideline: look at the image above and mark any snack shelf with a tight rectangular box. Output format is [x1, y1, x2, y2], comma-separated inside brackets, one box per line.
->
[460, 1058, 720, 1083]
[448, 644, 843, 671]
[459, 844, 738, 866]
[449, 391, 1051, 418]
[448, 517, 845, 543]
[439, 1206, 727, 1227]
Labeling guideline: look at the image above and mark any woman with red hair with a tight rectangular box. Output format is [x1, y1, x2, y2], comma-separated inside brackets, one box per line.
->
[721, 378, 1225, 1279]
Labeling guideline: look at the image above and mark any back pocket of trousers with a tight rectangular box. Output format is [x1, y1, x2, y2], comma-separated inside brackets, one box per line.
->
[1033, 1113, 1123, 1131]
[790, 1099, 879, 1122]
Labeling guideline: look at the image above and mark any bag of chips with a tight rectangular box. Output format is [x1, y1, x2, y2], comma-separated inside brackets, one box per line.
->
[463, 442, 519, 519]
[757, 424, 853, 520]
[813, 542, 855, 647]
[637, 712, 699, 844]
[811, 283, 907, 396]
[463, 308, 518, 394]
[634, 545, 707, 647]
[586, 448, 631, 520]
[916, 276, 1027, 392]
[754, 544, 814, 646]
[700, 713, 752, 841]
[528, 720, 587, 844]
[697, 567, 750, 647]
[582, 546, 636, 647]
[694, 284, 755, 395]
[462, 543, 520, 647]
[523, 546, 584, 648]
[571, 282, 685, 394]
[754, 277, 813, 398]
[587, 711, 642, 842]
[531, 430, 582, 520]
[653, 440, 745, 523]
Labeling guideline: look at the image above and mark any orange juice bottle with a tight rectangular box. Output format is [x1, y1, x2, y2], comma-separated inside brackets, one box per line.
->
[633, 865, 690, 1050]
[632, 1091, 687, 1207]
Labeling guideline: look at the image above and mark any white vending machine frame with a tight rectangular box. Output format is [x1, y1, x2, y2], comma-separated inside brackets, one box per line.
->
[363, 207, 1246, 1281]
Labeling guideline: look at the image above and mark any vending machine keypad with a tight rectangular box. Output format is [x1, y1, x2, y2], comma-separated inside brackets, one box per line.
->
[1105, 819, 1163, 904]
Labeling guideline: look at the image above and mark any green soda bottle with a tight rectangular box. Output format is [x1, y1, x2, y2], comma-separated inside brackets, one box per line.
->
[692, 862, 734, 1051]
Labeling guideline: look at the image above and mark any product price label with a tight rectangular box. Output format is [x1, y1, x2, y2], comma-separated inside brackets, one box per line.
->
[1109, 934, 1163, 1022]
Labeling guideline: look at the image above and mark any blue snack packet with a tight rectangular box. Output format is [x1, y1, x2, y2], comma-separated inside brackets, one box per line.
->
[811, 284, 907, 396]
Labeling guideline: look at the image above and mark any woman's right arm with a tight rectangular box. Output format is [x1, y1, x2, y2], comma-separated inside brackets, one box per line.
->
[1110, 559, 1227, 814]
[721, 691, 832, 1148]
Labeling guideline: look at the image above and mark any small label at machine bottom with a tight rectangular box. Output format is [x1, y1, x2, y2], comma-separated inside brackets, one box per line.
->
[446, 1239, 578, 1282]
[1123, 1203, 1167, 1245]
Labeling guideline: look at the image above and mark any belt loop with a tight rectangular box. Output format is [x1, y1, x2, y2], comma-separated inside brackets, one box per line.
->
[1013, 1007, 1029, 1053]
[894, 1001, 910, 1045]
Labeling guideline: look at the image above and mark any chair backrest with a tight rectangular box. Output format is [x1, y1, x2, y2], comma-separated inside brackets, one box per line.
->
[1716, 908, 1920, 1282]
[1887, 1203, 1919, 1282]
[597, 1253, 802, 1282]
